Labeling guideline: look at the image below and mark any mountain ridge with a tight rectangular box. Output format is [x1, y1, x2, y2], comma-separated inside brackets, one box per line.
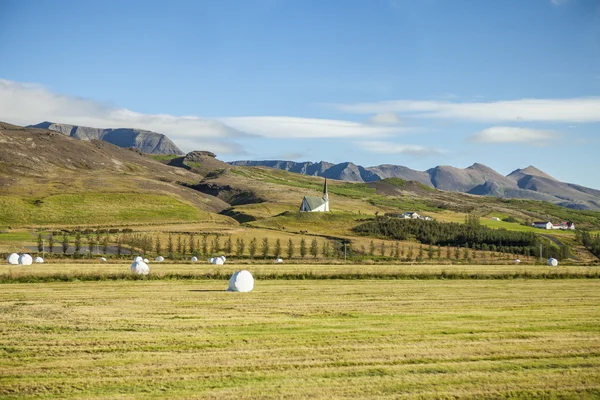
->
[229, 159, 600, 210]
[27, 121, 184, 155]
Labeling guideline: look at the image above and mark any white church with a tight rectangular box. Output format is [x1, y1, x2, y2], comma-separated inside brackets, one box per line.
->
[299, 178, 330, 212]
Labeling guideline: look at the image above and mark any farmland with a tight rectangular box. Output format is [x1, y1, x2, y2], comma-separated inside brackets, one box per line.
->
[1, 264, 599, 399]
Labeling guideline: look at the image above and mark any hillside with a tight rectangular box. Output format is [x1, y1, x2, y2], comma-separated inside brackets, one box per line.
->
[0, 122, 229, 226]
[27, 121, 183, 155]
[230, 160, 600, 211]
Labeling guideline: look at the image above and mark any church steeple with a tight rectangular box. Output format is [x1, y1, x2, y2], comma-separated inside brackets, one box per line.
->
[322, 178, 328, 201]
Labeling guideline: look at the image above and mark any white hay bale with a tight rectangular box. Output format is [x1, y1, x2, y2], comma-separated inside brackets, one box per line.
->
[155, 256, 164, 262]
[143, 258, 149, 263]
[18, 254, 33, 266]
[34, 257, 44, 263]
[7, 253, 19, 265]
[134, 256, 143, 262]
[219, 256, 226, 262]
[513, 259, 521, 264]
[100, 257, 107, 262]
[208, 257, 215, 264]
[227, 270, 254, 292]
[547, 258, 559, 267]
[213, 257, 224, 265]
[191, 256, 198, 262]
[130, 260, 149, 275]
[275, 258, 283, 263]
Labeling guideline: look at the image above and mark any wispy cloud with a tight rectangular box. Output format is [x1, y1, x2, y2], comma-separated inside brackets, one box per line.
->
[329, 97, 600, 123]
[220, 116, 409, 138]
[358, 140, 446, 156]
[551, 0, 568, 5]
[468, 126, 558, 144]
[368, 112, 403, 125]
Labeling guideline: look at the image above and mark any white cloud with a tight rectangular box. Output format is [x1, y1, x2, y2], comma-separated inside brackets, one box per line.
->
[368, 112, 403, 125]
[469, 126, 558, 144]
[330, 97, 600, 123]
[0, 79, 411, 155]
[358, 140, 446, 156]
[219, 116, 408, 138]
[551, 0, 568, 5]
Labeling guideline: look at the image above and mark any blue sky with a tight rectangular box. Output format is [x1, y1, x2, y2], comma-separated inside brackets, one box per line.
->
[1, 0, 599, 187]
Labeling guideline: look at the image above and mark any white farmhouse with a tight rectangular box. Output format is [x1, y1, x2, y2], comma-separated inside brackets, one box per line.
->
[401, 211, 420, 219]
[300, 179, 330, 212]
[532, 221, 552, 230]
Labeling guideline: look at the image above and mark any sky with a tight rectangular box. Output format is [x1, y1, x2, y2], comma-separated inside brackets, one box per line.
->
[1, 0, 599, 188]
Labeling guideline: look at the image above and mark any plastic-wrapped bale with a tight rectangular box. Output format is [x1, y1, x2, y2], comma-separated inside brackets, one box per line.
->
[227, 270, 254, 292]
[547, 258, 559, 267]
[130, 260, 149, 275]
[213, 257, 224, 265]
[219, 256, 226, 262]
[34, 257, 44, 263]
[7, 253, 19, 265]
[275, 258, 283, 263]
[143, 258, 149, 263]
[19, 254, 33, 266]
[513, 259, 521, 264]
[134, 256, 143, 262]
[191, 256, 198, 262]
[100, 257, 107, 262]
[155, 256, 164, 262]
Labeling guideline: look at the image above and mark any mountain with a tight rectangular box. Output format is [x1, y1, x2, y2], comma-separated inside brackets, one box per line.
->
[229, 159, 600, 210]
[27, 121, 184, 155]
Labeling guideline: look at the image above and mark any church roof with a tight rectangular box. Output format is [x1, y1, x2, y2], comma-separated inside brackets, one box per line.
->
[302, 196, 327, 210]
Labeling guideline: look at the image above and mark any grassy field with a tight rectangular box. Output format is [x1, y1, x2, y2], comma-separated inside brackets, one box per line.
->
[0, 272, 598, 399]
[0, 193, 207, 226]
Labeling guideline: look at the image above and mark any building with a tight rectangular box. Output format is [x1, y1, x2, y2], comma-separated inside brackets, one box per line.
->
[532, 221, 552, 230]
[299, 178, 329, 212]
[401, 211, 420, 219]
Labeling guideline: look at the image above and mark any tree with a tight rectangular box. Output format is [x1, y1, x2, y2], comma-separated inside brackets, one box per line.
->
[176, 236, 182, 255]
[463, 246, 470, 261]
[182, 238, 187, 257]
[201, 234, 208, 256]
[310, 238, 318, 259]
[235, 238, 243, 256]
[454, 247, 460, 260]
[102, 235, 109, 254]
[300, 238, 307, 258]
[155, 235, 162, 256]
[380, 241, 385, 257]
[407, 246, 414, 261]
[446, 246, 451, 260]
[189, 233, 196, 255]
[37, 233, 43, 253]
[87, 236, 95, 257]
[437, 245, 441, 261]
[62, 233, 69, 255]
[369, 240, 375, 256]
[116, 236, 122, 257]
[274, 239, 282, 258]
[225, 236, 233, 255]
[167, 235, 174, 259]
[261, 237, 270, 259]
[322, 241, 330, 258]
[417, 245, 424, 262]
[213, 234, 221, 253]
[248, 237, 257, 258]
[395, 242, 401, 259]
[427, 244, 434, 261]
[287, 239, 295, 259]
[48, 233, 54, 254]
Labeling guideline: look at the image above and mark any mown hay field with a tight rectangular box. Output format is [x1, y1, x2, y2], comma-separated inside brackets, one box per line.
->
[1, 266, 599, 399]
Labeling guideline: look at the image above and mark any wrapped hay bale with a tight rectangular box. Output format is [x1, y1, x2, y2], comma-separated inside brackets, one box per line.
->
[18, 254, 33, 266]
[547, 258, 559, 267]
[7, 253, 19, 265]
[134, 256, 143, 263]
[227, 270, 254, 293]
[34, 257, 44, 263]
[130, 260, 149, 275]
[155, 256, 164, 262]
[191, 256, 198, 262]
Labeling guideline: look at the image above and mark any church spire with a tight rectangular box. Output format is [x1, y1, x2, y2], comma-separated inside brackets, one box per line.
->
[322, 178, 328, 201]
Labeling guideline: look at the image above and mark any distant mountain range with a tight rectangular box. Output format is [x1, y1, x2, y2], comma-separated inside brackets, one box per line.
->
[28, 121, 183, 155]
[230, 160, 600, 211]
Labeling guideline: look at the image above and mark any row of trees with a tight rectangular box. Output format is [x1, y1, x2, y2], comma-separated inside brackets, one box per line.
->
[580, 231, 600, 259]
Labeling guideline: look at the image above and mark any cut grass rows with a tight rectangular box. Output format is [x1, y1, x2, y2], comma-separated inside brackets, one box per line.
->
[0, 279, 599, 398]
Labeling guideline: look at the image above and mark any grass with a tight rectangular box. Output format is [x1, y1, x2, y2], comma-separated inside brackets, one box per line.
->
[0, 193, 206, 226]
[0, 275, 599, 398]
